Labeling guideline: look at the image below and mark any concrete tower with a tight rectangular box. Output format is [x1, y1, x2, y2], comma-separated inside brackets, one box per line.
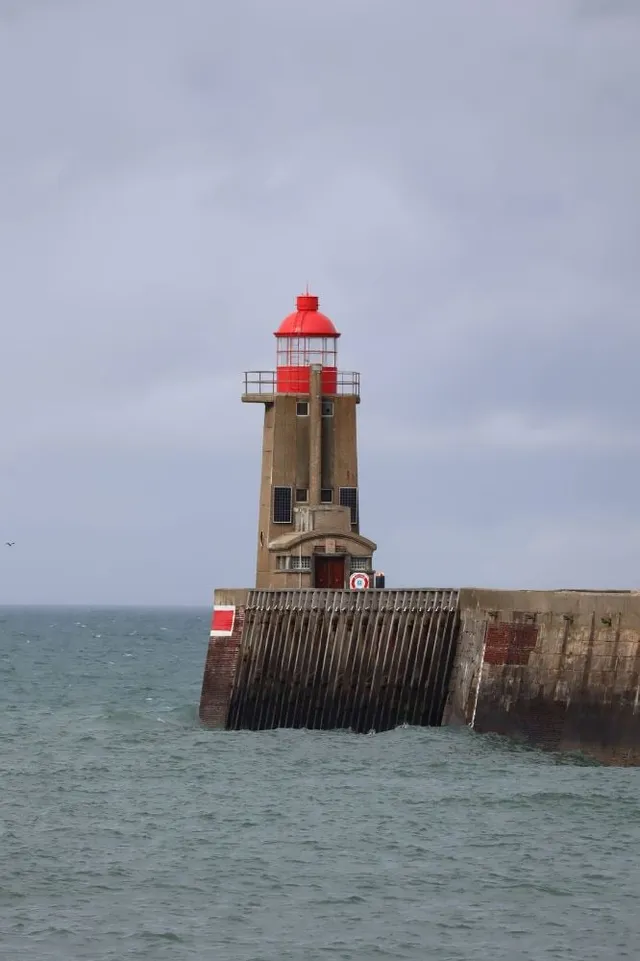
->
[243, 292, 377, 589]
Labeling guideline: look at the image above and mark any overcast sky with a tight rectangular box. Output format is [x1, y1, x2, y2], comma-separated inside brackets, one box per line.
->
[1, 0, 639, 605]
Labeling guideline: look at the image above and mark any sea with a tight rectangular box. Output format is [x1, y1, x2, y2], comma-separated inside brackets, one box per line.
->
[1, 606, 639, 960]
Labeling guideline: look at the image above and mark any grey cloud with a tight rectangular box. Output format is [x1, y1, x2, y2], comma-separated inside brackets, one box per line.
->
[1, 0, 639, 603]
[576, 0, 640, 21]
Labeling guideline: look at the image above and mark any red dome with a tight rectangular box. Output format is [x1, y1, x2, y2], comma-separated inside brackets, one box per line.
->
[274, 293, 340, 338]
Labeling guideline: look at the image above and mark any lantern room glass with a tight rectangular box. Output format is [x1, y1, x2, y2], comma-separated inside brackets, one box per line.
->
[276, 336, 338, 369]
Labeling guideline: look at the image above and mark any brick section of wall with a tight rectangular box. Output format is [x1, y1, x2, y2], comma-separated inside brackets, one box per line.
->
[484, 623, 538, 666]
[198, 606, 245, 728]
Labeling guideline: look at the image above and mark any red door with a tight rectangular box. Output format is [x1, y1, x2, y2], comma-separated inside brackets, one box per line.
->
[314, 555, 346, 589]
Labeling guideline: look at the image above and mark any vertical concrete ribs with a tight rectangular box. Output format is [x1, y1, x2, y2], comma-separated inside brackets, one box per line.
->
[224, 588, 460, 733]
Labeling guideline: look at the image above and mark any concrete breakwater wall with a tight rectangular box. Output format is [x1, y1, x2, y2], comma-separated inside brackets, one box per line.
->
[445, 588, 640, 765]
[199, 586, 640, 764]
[200, 588, 460, 733]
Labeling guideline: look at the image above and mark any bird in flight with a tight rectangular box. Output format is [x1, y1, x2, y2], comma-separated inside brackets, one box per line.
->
[5, 541, 15, 547]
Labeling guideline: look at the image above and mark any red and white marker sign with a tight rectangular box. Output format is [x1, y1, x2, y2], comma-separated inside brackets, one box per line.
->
[210, 605, 236, 637]
[349, 571, 370, 591]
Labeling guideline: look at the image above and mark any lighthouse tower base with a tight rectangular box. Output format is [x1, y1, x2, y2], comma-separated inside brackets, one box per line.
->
[199, 584, 640, 766]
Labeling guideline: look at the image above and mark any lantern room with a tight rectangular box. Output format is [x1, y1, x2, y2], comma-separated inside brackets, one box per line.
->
[274, 293, 340, 394]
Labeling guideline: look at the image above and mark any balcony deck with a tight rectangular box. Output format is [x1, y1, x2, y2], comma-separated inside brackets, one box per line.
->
[242, 370, 360, 403]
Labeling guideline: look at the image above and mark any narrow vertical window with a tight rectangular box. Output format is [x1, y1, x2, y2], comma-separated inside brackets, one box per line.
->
[339, 487, 358, 525]
[273, 486, 293, 524]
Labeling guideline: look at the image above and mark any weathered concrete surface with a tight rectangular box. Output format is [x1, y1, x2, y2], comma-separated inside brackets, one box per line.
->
[441, 607, 487, 728]
[443, 588, 640, 765]
[199, 588, 459, 733]
[200, 585, 640, 765]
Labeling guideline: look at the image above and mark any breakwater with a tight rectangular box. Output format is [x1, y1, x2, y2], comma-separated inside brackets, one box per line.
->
[445, 588, 640, 765]
[200, 588, 459, 733]
[199, 586, 640, 765]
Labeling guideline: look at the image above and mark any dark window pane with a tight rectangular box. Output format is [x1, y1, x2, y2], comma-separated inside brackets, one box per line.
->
[339, 487, 358, 525]
[273, 486, 293, 523]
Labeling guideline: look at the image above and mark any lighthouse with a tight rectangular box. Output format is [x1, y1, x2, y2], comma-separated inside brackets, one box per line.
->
[242, 292, 377, 589]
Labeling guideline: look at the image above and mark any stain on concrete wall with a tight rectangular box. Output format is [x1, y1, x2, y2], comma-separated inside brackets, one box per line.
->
[442, 610, 487, 727]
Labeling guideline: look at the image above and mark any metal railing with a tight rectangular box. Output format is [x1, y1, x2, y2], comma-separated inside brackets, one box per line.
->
[242, 371, 278, 394]
[335, 371, 361, 396]
[242, 370, 361, 397]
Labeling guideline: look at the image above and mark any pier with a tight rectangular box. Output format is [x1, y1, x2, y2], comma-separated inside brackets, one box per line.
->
[201, 585, 640, 765]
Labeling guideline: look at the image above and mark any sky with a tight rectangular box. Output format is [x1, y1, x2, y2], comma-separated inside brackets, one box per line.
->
[1, 0, 639, 605]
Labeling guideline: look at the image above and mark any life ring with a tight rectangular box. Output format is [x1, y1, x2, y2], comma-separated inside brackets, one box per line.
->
[349, 571, 370, 590]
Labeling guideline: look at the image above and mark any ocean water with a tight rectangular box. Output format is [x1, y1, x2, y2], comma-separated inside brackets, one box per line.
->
[1, 607, 640, 961]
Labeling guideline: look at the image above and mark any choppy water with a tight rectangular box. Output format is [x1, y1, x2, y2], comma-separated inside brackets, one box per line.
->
[1, 607, 640, 960]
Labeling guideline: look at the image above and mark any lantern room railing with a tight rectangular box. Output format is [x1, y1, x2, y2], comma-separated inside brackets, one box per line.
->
[242, 370, 361, 398]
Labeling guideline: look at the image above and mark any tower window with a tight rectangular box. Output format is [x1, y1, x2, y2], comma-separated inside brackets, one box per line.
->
[321, 400, 334, 417]
[276, 554, 311, 571]
[320, 488, 333, 504]
[273, 486, 293, 524]
[350, 556, 373, 573]
[296, 401, 309, 416]
[296, 488, 308, 502]
[339, 487, 358, 525]
[291, 554, 311, 570]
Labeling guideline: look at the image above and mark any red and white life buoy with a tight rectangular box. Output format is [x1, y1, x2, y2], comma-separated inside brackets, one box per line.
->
[349, 571, 370, 591]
